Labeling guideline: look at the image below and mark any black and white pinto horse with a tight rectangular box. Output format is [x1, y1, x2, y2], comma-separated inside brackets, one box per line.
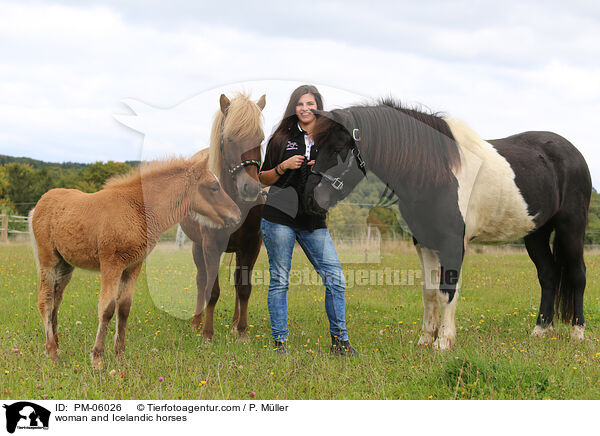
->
[304, 99, 591, 350]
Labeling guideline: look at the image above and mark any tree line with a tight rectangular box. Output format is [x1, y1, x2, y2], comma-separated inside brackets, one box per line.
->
[1, 154, 599, 244]
[0, 155, 136, 216]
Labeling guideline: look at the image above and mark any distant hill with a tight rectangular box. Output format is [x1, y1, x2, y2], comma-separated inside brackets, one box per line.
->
[0, 154, 86, 170]
[0, 155, 140, 169]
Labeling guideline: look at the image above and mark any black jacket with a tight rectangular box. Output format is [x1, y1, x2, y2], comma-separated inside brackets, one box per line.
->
[260, 124, 327, 231]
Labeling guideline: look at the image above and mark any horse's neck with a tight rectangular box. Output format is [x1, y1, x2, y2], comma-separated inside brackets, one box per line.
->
[136, 179, 190, 239]
[359, 137, 394, 186]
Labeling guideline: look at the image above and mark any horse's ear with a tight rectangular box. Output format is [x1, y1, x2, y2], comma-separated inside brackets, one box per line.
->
[256, 94, 266, 111]
[220, 94, 231, 114]
[190, 155, 209, 177]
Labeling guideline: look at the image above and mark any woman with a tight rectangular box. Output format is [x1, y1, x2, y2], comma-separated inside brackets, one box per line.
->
[259, 85, 357, 356]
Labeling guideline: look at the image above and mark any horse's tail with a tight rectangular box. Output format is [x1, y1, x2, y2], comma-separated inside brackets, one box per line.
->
[28, 208, 40, 273]
[553, 233, 574, 322]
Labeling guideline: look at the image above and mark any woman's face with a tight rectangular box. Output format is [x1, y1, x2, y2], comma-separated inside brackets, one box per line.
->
[295, 93, 317, 126]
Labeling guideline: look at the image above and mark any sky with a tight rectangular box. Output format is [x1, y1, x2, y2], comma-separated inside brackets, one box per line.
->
[1, 0, 599, 188]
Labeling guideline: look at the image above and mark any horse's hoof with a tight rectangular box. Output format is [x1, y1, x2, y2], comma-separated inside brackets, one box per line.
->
[91, 353, 105, 370]
[531, 325, 553, 337]
[191, 315, 203, 330]
[417, 333, 436, 346]
[200, 340, 212, 349]
[571, 325, 585, 341]
[47, 350, 59, 362]
[433, 336, 454, 351]
[237, 332, 249, 343]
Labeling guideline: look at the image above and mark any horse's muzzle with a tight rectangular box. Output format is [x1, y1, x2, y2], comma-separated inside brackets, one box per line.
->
[225, 211, 242, 227]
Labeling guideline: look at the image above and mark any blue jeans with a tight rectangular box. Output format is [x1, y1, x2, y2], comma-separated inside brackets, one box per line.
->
[260, 219, 349, 342]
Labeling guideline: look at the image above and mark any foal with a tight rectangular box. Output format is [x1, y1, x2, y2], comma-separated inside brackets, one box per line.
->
[30, 156, 240, 366]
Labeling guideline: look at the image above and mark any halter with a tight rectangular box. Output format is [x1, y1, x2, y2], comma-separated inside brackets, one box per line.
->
[310, 109, 367, 192]
[226, 158, 261, 176]
[347, 110, 367, 175]
[311, 153, 358, 191]
[218, 111, 261, 177]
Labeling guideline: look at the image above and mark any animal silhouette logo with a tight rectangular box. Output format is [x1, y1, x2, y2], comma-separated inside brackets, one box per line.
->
[3, 402, 51, 433]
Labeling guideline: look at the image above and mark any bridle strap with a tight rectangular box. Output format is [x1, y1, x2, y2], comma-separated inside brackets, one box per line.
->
[228, 159, 261, 176]
[311, 153, 358, 192]
[219, 112, 262, 178]
[318, 172, 345, 191]
[347, 110, 367, 175]
[309, 110, 369, 191]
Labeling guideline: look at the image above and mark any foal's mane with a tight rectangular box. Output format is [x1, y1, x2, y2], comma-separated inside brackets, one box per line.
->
[208, 92, 264, 179]
[317, 98, 461, 187]
[103, 157, 200, 189]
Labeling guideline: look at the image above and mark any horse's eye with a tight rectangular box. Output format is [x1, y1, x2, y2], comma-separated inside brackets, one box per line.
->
[211, 185, 220, 193]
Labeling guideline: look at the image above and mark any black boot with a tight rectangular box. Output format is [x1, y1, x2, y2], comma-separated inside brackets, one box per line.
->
[273, 340, 288, 355]
[330, 335, 359, 356]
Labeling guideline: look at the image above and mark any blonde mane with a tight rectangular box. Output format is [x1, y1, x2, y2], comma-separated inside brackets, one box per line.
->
[208, 92, 264, 180]
[103, 157, 204, 189]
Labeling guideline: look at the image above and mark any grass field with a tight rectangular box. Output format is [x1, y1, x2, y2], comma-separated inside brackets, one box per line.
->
[1, 242, 599, 400]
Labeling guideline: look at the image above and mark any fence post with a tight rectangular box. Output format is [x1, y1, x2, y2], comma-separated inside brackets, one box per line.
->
[365, 225, 371, 263]
[175, 224, 186, 249]
[1, 209, 7, 243]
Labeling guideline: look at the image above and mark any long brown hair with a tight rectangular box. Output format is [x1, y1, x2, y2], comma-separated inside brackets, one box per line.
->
[265, 85, 324, 164]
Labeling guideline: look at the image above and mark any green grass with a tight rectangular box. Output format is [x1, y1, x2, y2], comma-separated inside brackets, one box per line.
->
[1, 243, 599, 400]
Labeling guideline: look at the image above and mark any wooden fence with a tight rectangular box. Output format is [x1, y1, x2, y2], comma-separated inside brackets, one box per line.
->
[0, 212, 30, 242]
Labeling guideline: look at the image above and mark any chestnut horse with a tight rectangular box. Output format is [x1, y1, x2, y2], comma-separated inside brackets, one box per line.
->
[180, 92, 266, 341]
[30, 156, 240, 366]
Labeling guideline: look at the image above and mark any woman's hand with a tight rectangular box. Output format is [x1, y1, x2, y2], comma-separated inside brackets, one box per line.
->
[281, 155, 305, 171]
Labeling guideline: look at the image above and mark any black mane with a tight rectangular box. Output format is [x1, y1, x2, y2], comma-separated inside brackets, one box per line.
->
[315, 99, 461, 187]
[378, 97, 453, 140]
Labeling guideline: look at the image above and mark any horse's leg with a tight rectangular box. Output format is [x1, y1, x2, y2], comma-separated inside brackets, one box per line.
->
[191, 241, 207, 330]
[91, 263, 123, 368]
[233, 237, 262, 341]
[554, 216, 587, 341]
[433, 246, 464, 351]
[114, 262, 143, 357]
[50, 260, 74, 349]
[200, 234, 227, 341]
[524, 223, 558, 337]
[37, 250, 73, 361]
[202, 276, 220, 341]
[232, 291, 240, 331]
[37, 266, 59, 361]
[435, 287, 459, 351]
[415, 244, 440, 346]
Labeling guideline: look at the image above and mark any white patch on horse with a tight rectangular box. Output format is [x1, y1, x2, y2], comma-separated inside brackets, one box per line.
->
[531, 324, 554, 337]
[571, 325, 585, 341]
[414, 245, 459, 350]
[435, 289, 458, 351]
[446, 118, 536, 243]
[191, 213, 224, 229]
[416, 245, 440, 346]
